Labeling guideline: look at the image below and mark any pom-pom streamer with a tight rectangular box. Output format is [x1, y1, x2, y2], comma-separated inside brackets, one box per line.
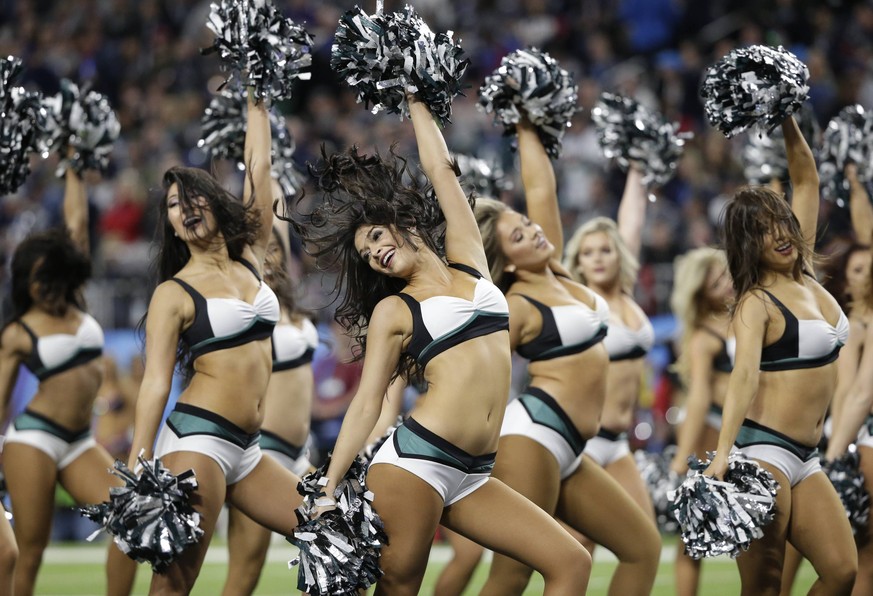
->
[331, 5, 469, 125]
[289, 456, 386, 595]
[0, 56, 45, 194]
[700, 45, 809, 138]
[742, 104, 821, 185]
[819, 105, 873, 205]
[205, 0, 313, 102]
[79, 455, 203, 573]
[670, 451, 779, 559]
[477, 48, 578, 159]
[635, 447, 682, 534]
[591, 92, 690, 188]
[197, 90, 304, 198]
[823, 446, 871, 535]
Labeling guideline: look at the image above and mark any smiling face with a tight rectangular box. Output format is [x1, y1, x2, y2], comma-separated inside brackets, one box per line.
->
[166, 182, 216, 243]
[759, 221, 797, 272]
[354, 224, 415, 277]
[494, 209, 554, 272]
[576, 231, 620, 288]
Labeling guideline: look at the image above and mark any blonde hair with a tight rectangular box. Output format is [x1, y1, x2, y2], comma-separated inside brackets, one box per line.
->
[670, 247, 729, 382]
[563, 217, 639, 294]
[473, 197, 514, 291]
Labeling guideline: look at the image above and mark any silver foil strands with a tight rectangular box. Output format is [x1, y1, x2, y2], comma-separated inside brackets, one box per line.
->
[591, 92, 690, 188]
[453, 153, 512, 197]
[0, 56, 45, 194]
[331, 5, 469, 126]
[700, 45, 810, 138]
[477, 47, 578, 159]
[79, 455, 203, 573]
[743, 104, 821, 185]
[204, 0, 313, 102]
[669, 451, 779, 559]
[823, 445, 870, 535]
[819, 104, 873, 205]
[634, 447, 682, 534]
[41, 79, 120, 177]
[289, 456, 386, 595]
[197, 89, 304, 198]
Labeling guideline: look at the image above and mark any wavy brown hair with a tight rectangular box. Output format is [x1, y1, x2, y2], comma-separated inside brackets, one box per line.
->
[288, 145, 471, 386]
[722, 186, 813, 306]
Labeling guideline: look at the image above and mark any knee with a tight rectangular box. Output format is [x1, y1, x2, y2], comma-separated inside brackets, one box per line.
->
[0, 540, 17, 574]
[823, 558, 856, 593]
[546, 541, 592, 586]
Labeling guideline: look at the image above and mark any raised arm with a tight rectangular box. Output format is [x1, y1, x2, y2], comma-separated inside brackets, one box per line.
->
[826, 321, 873, 459]
[127, 283, 185, 468]
[243, 93, 275, 266]
[704, 294, 768, 478]
[782, 115, 819, 252]
[670, 331, 718, 475]
[63, 167, 89, 256]
[408, 98, 488, 276]
[517, 120, 562, 249]
[322, 298, 406, 498]
[847, 164, 873, 244]
[616, 167, 647, 261]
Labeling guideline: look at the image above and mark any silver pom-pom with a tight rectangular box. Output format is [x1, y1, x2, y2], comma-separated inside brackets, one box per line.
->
[635, 447, 682, 534]
[670, 451, 779, 559]
[477, 48, 578, 159]
[591, 92, 690, 188]
[331, 5, 469, 126]
[453, 153, 512, 197]
[743, 104, 821, 185]
[823, 445, 870, 535]
[0, 56, 45, 194]
[79, 455, 203, 573]
[197, 90, 304, 198]
[204, 0, 313, 102]
[819, 105, 873, 206]
[701, 45, 810, 138]
[289, 456, 386, 595]
[41, 79, 120, 177]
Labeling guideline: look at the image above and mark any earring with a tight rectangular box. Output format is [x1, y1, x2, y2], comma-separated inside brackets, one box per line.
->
[174, 231, 179, 238]
[505, 264, 516, 273]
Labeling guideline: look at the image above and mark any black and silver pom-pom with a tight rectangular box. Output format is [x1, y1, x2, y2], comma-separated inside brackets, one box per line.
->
[0, 56, 45, 194]
[331, 5, 469, 126]
[205, 0, 313, 102]
[819, 105, 873, 205]
[477, 48, 578, 159]
[289, 455, 386, 595]
[823, 446, 871, 535]
[670, 451, 779, 559]
[41, 79, 120, 177]
[452, 153, 512, 197]
[743, 104, 821, 185]
[198, 90, 304, 198]
[591, 92, 690, 188]
[79, 455, 203, 573]
[701, 45, 810, 138]
[635, 447, 682, 534]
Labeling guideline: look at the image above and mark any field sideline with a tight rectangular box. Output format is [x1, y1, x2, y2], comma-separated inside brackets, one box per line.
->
[34, 537, 819, 595]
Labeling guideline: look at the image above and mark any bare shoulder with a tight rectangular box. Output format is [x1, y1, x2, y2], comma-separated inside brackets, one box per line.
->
[735, 289, 771, 325]
[370, 295, 412, 336]
[148, 280, 194, 323]
[689, 327, 721, 355]
[0, 322, 29, 357]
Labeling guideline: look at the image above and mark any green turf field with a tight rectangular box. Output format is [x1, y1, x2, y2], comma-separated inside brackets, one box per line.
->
[33, 535, 819, 595]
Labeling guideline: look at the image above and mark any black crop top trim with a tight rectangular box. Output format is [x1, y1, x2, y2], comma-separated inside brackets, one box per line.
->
[515, 295, 608, 362]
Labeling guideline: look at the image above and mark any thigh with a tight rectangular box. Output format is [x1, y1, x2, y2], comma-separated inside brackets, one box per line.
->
[59, 445, 121, 504]
[556, 456, 658, 555]
[604, 453, 655, 517]
[226, 455, 302, 536]
[366, 463, 445, 589]
[3, 443, 57, 545]
[787, 472, 856, 574]
[490, 435, 561, 513]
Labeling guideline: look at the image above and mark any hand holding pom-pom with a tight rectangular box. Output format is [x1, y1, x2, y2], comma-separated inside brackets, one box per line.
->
[477, 48, 578, 159]
[819, 105, 873, 205]
[700, 45, 809, 138]
[823, 446, 871, 535]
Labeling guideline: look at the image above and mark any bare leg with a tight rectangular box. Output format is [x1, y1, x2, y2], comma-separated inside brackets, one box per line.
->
[432, 527, 484, 596]
[779, 544, 804, 596]
[852, 446, 873, 596]
[221, 506, 271, 596]
[61, 446, 138, 596]
[0, 505, 17, 596]
[4, 444, 57, 596]
[225, 454, 303, 536]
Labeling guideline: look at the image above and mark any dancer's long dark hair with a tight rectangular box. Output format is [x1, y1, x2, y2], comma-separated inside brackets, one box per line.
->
[288, 145, 467, 385]
[140, 166, 262, 381]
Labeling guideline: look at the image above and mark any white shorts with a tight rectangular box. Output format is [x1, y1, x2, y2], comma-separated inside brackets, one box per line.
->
[370, 418, 494, 506]
[583, 428, 631, 467]
[734, 419, 820, 487]
[154, 403, 262, 485]
[501, 388, 587, 479]
[260, 430, 312, 476]
[5, 409, 96, 469]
